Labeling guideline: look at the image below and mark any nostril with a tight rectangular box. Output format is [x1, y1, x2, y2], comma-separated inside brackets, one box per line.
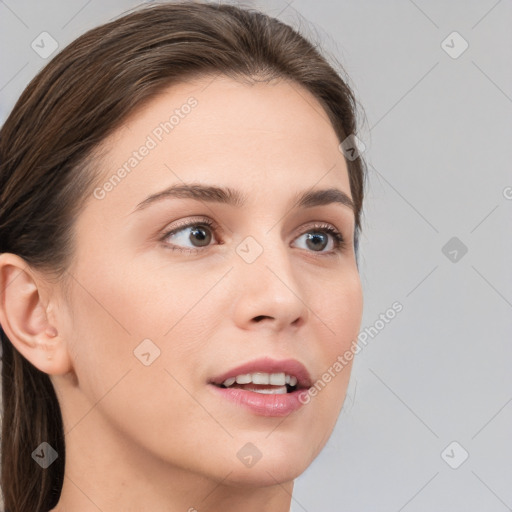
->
[253, 315, 271, 322]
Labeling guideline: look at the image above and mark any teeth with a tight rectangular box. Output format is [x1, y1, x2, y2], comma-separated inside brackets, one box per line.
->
[252, 372, 270, 385]
[270, 373, 286, 386]
[222, 372, 298, 388]
[223, 377, 236, 387]
[247, 385, 287, 395]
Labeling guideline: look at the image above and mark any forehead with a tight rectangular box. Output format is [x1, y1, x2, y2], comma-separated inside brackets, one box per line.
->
[89, 75, 351, 215]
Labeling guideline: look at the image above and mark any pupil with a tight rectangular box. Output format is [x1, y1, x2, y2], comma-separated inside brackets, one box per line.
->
[191, 226, 211, 247]
[306, 232, 326, 251]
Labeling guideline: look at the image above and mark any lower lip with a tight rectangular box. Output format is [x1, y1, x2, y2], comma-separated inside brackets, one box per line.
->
[208, 384, 310, 417]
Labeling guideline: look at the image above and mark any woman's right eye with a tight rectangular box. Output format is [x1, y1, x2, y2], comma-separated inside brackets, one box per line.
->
[161, 219, 219, 254]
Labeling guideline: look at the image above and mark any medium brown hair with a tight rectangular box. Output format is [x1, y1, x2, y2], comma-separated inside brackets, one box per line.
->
[0, 2, 366, 510]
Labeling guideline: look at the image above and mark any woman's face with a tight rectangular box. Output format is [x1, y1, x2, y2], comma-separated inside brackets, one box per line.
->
[54, 75, 363, 486]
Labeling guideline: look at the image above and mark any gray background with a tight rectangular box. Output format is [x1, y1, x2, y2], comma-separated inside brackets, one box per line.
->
[1, 1, 511, 511]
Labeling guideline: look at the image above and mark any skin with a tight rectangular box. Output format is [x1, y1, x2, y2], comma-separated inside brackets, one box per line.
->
[0, 75, 363, 511]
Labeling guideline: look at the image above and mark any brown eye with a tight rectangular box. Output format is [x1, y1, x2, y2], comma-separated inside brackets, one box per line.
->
[187, 225, 212, 247]
[162, 220, 217, 252]
[304, 232, 329, 251]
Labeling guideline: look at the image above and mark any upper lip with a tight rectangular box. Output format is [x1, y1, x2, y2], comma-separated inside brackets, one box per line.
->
[209, 356, 312, 389]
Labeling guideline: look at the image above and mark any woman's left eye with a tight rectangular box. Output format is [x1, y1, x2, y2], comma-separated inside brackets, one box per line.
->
[292, 224, 345, 253]
[161, 219, 345, 255]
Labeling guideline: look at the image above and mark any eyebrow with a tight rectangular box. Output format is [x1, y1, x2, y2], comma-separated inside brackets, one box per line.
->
[132, 183, 355, 214]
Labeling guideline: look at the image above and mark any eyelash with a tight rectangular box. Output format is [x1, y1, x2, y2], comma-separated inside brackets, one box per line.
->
[160, 217, 346, 256]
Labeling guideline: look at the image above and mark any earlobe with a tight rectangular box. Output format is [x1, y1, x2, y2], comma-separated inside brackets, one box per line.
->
[0, 253, 73, 375]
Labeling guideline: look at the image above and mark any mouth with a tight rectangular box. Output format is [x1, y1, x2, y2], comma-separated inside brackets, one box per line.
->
[213, 383, 299, 395]
[208, 356, 312, 395]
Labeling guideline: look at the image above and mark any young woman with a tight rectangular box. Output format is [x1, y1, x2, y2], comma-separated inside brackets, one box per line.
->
[0, 2, 366, 511]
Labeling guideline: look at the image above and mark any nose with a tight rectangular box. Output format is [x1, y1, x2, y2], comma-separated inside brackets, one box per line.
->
[231, 238, 309, 332]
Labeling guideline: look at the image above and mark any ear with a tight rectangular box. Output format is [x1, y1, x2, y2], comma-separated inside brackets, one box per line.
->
[0, 253, 73, 375]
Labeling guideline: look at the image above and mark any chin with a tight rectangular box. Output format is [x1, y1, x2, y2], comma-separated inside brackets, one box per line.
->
[215, 438, 316, 487]
[222, 460, 308, 488]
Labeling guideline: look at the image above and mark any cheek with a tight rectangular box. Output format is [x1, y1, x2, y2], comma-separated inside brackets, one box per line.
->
[65, 251, 225, 397]
[305, 268, 362, 412]
[312, 267, 363, 352]
[62, 255, 217, 456]
[70, 251, 201, 341]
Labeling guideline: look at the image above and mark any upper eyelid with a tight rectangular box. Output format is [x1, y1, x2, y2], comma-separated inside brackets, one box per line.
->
[162, 217, 344, 237]
[162, 217, 221, 237]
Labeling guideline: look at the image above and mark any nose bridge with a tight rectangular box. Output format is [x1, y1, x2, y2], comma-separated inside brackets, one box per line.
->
[237, 226, 293, 284]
